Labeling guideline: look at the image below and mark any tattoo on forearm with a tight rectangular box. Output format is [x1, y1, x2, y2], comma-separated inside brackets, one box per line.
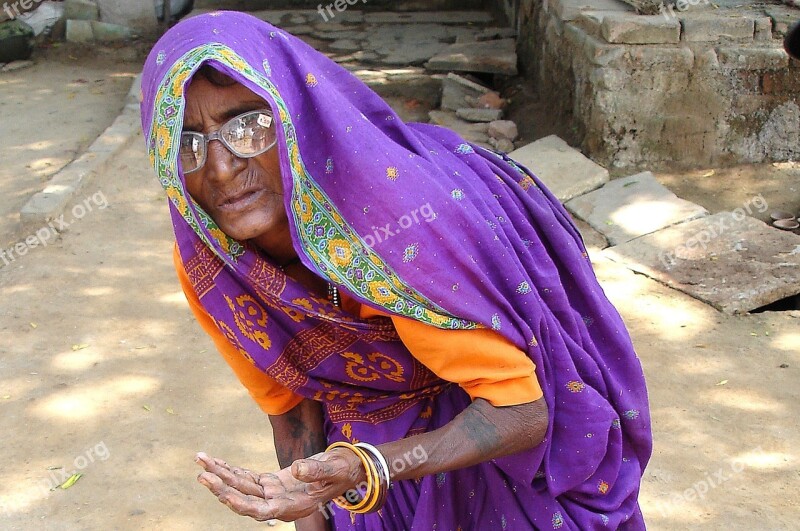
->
[273, 400, 327, 469]
[460, 405, 501, 455]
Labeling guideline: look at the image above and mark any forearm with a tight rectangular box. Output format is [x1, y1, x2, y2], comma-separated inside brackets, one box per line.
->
[269, 398, 327, 468]
[377, 397, 548, 482]
[269, 399, 330, 531]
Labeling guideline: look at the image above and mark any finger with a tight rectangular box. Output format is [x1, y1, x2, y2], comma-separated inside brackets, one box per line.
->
[194, 452, 230, 472]
[200, 464, 264, 498]
[197, 470, 239, 498]
[200, 474, 282, 522]
[222, 490, 318, 523]
[219, 491, 280, 522]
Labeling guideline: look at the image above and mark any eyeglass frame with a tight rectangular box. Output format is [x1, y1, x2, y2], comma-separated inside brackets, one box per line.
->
[179, 108, 278, 175]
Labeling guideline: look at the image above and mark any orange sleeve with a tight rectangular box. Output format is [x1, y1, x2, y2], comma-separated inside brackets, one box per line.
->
[173, 245, 303, 416]
[359, 303, 543, 407]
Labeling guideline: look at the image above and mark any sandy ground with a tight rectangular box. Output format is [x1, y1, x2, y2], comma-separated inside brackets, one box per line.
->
[0, 43, 143, 242]
[1, 39, 799, 531]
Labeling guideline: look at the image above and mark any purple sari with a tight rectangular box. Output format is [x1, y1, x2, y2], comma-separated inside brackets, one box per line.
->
[140, 12, 651, 530]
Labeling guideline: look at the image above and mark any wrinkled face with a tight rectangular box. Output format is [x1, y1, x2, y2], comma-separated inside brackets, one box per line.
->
[182, 70, 285, 243]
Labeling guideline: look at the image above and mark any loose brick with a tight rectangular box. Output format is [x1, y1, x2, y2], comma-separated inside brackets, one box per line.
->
[601, 14, 681, 44]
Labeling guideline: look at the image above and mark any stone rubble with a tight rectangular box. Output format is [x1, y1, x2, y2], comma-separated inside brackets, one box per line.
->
[428, 110, 493, 149]
[455, 108, 504, 122]
[488, 120, 519, 142]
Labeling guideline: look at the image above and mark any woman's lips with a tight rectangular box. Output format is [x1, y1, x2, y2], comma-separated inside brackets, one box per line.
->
[217, 189, 265, 212]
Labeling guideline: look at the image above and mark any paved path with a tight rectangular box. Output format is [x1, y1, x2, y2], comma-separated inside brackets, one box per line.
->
[0, 45, 139, 242]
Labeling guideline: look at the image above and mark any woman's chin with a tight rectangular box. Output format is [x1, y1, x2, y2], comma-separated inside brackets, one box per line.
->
[219, 214, 276, 242]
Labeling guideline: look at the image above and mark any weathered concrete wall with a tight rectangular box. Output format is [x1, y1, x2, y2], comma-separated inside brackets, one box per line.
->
[94, 0, 158, 31]
[514, 0, 800, 170]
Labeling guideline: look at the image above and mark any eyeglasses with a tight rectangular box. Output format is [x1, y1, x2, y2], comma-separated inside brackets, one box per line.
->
[179, 109, 278, 174]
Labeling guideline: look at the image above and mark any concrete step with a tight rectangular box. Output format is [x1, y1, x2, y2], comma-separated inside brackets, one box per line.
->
[508, 135, 610, 203]
[565, 171, 708, 245]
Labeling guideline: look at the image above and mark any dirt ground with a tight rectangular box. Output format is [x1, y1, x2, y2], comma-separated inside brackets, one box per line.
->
[1, 41, 799, 531]
[0, 43, 147, 243]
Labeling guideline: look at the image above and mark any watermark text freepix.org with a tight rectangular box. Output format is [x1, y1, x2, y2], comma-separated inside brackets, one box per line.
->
[658, 193, 768, 267]
[40, 441, 111, 494]
[658, 0, 711, 20]
[2, 0, 46, 19]
[357, 203, 436, 250]
[317, 0, 367, 22]
[0, 191, 108, 269]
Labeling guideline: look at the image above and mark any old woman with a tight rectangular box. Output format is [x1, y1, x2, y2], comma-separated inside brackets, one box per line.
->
[140, 11, 651, 530]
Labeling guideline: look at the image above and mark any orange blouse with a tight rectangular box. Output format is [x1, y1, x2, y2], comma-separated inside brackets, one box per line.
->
[174, 245, 542, 415]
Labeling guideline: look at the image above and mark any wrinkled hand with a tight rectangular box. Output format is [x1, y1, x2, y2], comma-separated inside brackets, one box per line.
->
[195, 449, 364, 523]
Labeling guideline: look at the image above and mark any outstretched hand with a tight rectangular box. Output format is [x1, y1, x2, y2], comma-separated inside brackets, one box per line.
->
[194, 449, 364, 523]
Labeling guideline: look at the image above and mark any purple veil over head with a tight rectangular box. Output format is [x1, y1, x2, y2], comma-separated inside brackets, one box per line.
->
[141, 11, 651, 530]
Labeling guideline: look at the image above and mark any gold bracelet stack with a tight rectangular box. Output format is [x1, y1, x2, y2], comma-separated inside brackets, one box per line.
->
[327, 441, 391, 514]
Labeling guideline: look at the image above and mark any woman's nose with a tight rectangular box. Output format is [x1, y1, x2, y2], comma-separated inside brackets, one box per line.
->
[204, 138, 247, 182]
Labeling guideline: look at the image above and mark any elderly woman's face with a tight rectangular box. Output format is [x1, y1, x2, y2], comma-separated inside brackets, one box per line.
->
[182, 72, 285, 243]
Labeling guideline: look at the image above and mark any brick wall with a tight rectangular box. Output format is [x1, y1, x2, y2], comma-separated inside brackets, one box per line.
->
[513, 0, 800, 170]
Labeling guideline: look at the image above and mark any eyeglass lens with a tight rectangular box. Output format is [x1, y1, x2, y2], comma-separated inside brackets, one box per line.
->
[179, 110, 276, 174]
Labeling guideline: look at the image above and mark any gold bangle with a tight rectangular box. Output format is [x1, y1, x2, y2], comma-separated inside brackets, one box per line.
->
[354, 443, 390, 512]
[354, 446, 382, 513]
[327, 442, 376, 513]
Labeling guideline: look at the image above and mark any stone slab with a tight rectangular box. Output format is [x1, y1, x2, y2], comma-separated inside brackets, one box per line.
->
[65, 0, 99, 21]
[603, 212, 800, 314]
[91, 21, 135, 41]
[364, 11, 493, 24]
[549, 0, 631, 22]
[66, 19, 94, 43]
[477, 27, 518, 41]
[456, 108, 503, 122]
[574, 218, 609, 250]
[441, 73, 492, 111]
[601, 14, 680, 44]
[717, 47, 789, 70]
[565, 172, 708, 245]
[425, 39, 518, 75]
[330, 39, 362, 52]
[574, 11, 606, 39]
[191, 8, 364, 25]
[681, 14, 755, 42]
[363, 24, 473, 66]
[508, 135, 609, 203]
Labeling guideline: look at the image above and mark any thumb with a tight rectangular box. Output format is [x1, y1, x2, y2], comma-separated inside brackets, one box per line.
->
[291, 458, 332, 483]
